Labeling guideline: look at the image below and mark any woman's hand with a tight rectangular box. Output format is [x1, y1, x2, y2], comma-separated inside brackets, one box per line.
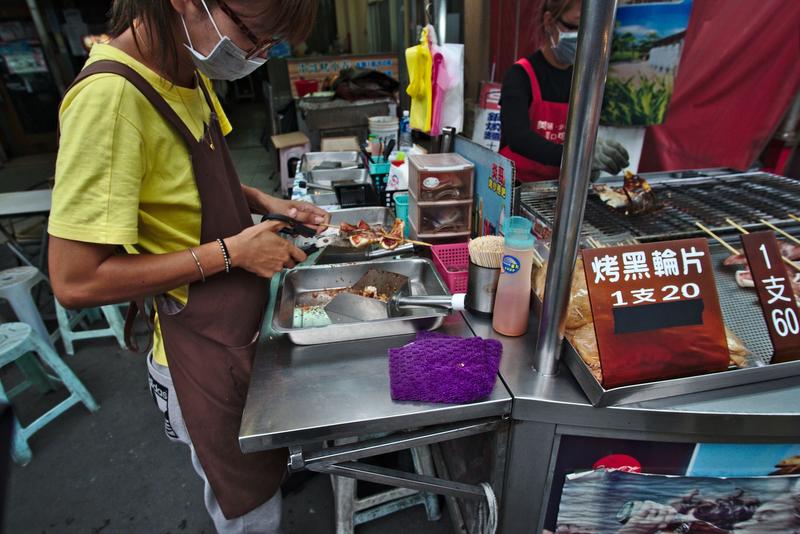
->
[618, 501, 678, 534]
[268, 197, 330, 231]
[242, 185, 330, 231]
[226, 221, 307, 278]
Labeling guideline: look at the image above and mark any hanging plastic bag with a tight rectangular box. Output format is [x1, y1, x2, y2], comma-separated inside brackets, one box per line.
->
[405, 26, 433, 133]
[439, 43, 464, 133]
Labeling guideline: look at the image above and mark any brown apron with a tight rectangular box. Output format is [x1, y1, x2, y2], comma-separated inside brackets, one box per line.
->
[67, 61, 286, 519]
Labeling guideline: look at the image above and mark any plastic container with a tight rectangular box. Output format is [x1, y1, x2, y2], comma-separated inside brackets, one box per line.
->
[408, 217, 470, 245]
[294, 79, 319, 97]
[399, 111, 412, 150]
[368, 115, 399, 149]
[408, 195, 472, 235]
[408, 153, 475, 202]
[393, 193, 410, 237]
[492, 217, 536, 337]
[431, 243, 470, 293]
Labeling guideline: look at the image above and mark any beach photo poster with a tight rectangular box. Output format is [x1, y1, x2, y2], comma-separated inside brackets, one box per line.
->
[601, 0, 694, 127]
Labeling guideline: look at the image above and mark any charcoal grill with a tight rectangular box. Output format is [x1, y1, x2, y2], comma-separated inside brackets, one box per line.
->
[521, 171, 800, 245]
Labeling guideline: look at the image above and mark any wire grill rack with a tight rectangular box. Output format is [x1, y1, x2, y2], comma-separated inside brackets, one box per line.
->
[520, 172, 800, 245]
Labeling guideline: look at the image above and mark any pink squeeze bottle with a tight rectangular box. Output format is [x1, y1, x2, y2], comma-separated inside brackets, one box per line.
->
[492, 217, 535, 337]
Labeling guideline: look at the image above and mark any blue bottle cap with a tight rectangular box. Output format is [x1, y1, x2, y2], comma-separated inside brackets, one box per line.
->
[503, 216, 535, 250]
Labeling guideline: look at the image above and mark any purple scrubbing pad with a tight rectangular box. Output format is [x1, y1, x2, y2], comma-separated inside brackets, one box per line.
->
[389, 332, 502, 404]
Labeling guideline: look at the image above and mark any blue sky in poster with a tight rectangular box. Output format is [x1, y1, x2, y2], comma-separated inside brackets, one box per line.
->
[615, 0, 693, 40]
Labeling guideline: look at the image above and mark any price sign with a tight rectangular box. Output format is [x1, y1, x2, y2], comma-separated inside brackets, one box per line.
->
[740, 231, 800, 363]
[582, 238, 730, 388]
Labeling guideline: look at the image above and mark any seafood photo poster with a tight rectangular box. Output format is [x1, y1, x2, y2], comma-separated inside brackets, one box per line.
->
[601, 0, 694, 127]
[556, 469, 800, 534]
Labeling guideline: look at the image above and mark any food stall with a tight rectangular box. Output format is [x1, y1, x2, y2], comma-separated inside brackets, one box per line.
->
[238, 2, 800, 533]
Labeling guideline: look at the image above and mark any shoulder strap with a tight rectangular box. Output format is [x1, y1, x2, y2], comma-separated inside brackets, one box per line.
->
[515, 58, 543, 104]
[68, 60, 198, 146]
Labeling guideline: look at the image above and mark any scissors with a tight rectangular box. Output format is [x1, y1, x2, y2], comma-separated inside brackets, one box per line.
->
[261, 214, 334, 254]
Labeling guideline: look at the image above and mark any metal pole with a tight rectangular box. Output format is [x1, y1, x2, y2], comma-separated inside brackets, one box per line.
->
[25, 0, 68, 95]
[435, 0, 447, 42]
[532, 0, 618, 376]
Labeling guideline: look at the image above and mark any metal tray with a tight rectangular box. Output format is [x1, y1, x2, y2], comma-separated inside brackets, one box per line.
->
[562, 241, 800, 406]
[271, 258, 450, 345]
[300, 152, 363, 184]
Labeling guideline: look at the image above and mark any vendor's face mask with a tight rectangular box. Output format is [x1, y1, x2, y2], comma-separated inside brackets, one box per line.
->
[181, 0, 266, 81]
[550, 25, 578, 66]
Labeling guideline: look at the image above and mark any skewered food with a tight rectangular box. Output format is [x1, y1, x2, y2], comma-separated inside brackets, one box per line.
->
[594, 170, 658, 215]
[723, 240, 800, 266]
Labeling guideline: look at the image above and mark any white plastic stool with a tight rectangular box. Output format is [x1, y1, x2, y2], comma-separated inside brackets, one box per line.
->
[55, 302, 126, 355]
[0, 267, 53, 350]
[271, 132, 310, 197]
[0, 323, 99, 465]
[0, 267, 57, 392]
[331, 441, 441, 534]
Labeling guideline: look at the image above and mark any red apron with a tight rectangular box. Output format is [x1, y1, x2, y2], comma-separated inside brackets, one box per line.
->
[500, 57, 569, 183]
[67, 61, 285, 519]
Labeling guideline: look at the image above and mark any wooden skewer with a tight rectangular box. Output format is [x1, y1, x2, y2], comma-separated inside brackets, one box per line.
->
[694, 221, 740, 254]
[788, 213, 800, 224]
[758, 219, 800, 247]
[725, 218, 800, 272]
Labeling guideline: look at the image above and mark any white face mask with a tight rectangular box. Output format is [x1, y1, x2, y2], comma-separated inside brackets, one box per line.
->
[181, 0, 266, 81]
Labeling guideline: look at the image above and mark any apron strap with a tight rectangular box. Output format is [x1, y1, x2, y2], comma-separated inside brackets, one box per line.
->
[68, 60, 199, 147]
[124, 297, 155, 353]
[515, 57, 543, 104]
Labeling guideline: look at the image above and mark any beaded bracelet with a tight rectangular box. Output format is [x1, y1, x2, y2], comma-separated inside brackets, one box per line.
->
[217, 238, 232, 273]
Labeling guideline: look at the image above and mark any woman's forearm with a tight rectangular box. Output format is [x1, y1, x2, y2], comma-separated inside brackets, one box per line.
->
[50, 237, 229, 308]
[242, 184, 272, 214]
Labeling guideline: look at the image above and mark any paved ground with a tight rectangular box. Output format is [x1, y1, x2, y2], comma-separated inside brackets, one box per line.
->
[1, 101, 454, 533]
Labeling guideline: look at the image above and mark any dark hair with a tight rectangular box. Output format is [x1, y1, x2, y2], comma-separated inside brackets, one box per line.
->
[540, 0, 580, 29]
[109, 0, 317, 72]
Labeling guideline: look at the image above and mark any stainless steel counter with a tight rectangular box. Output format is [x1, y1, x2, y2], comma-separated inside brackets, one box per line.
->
[465, 310, 800, 442]
[465, 310, 800, 534]
[240, 313, 512, 454]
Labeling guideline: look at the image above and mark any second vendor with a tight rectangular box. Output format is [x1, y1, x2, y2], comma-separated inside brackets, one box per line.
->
[499, 0, 630, 182]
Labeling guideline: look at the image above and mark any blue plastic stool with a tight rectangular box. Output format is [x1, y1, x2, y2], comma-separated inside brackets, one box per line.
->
[0, 323, 99, 465]
[54, 302, 127, 356]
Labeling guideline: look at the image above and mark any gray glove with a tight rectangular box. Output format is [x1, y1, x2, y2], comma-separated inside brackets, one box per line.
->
[591, 139, 630, 181]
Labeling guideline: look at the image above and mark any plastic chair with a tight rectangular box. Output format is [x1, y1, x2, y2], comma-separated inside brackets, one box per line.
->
[0, 323, 99, 465]
[330, 440, 441, 534]
[54, 302, 126, 356]
[0, 266, 57, 392]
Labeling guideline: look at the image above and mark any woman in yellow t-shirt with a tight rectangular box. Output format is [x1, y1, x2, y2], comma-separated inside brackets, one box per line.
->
[48, 1, 324, 531]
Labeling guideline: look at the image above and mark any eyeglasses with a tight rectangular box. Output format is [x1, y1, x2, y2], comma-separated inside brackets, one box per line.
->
[557, 18, 579, 32]
[216, 0, 279, 60]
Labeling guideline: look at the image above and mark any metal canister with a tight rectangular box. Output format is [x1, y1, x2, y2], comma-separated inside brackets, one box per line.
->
[466, 261, 501, 315]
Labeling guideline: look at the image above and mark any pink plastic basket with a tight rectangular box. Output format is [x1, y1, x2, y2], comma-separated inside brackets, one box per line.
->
[431, 243, 470, 294]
